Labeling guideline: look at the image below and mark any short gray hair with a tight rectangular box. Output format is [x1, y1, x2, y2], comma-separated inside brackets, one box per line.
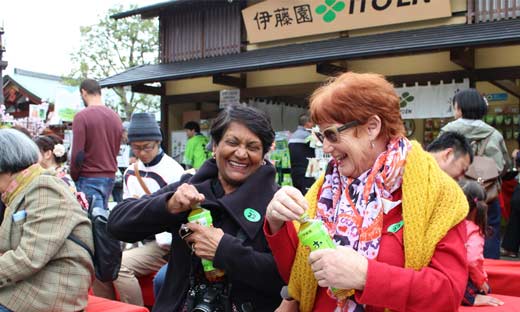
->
[0, 129, 39, 173]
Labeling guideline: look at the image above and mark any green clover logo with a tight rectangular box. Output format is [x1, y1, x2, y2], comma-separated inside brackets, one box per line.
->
[400, 92, 414, 108]
[316, 0, 345, 23]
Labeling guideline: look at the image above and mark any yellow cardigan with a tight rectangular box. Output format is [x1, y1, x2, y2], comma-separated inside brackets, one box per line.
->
[288, 141, 469, 312]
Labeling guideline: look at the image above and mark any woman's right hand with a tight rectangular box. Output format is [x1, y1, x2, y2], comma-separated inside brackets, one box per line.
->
[167, 183, 205, 214]
[266, 186, 308, 234]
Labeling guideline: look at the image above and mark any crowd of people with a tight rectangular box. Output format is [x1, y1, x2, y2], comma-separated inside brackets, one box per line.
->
[0, 73, 519, 312]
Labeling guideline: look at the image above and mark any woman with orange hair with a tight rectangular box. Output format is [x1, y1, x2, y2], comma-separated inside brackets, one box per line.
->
[264, 72, 469, 312]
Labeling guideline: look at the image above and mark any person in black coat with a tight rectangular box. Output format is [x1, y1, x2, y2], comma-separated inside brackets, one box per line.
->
[108, 105, 284, 312]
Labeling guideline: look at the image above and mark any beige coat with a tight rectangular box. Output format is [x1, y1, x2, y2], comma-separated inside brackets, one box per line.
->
[0, 174, 94, 312]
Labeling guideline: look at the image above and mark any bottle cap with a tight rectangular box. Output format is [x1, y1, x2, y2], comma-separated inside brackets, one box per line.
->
[299, 212, 309, 223]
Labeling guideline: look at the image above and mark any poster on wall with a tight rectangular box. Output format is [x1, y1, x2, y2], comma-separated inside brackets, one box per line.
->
[396, 79, 470, 120]
[29, 103, 48, 121]
[50, 86, 83, 124]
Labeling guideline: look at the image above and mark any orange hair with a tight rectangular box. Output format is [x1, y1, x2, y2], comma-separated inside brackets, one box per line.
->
[309, 72, 405, 141]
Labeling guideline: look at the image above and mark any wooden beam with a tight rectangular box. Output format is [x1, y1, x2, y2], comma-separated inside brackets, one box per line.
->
[159, 83, 170, 153]
[165, 91, 220, 104]
[131, 83, 163, 95]
[162, 66, 520, 107]
[450, 47, 475, 70]
[316, 62, 347, 76]
[212, 74, 246, 89]
[490, 80, 520, 98]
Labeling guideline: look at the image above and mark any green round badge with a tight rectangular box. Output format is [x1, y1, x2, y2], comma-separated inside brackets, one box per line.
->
[244, 208, 261, 222]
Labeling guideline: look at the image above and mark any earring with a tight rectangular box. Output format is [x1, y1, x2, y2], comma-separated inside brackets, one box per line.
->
[370, 141, 375, 149]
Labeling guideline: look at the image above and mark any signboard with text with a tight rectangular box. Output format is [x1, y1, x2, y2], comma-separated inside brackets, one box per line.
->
[242, 0, 452, 43]
[219, 89, 240, 108]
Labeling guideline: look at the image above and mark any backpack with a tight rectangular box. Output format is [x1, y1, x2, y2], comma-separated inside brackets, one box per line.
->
[68, 195, 122, 282]
[462, 134, 501, 203]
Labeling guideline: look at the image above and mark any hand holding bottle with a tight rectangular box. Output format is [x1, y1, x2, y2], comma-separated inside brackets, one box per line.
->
[167, 183, 205, 214]
[266, 186, 308, 234]
[183, 222, 224, 261]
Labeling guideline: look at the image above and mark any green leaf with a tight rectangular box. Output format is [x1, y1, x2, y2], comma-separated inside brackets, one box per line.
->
[402, 92, 409, 98]
[323, 10, 336, 22]
[316, 4, 327, 14]
[326, 0, 337, 6]
[407, 96, 414, 101]
[332, 1, 346, 12]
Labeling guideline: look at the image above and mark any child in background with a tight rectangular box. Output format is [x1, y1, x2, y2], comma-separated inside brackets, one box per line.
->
[460, 180, 504, 307]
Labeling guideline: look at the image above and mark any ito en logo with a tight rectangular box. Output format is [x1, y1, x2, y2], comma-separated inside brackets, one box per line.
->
[316, 0, 345, 23]
[400, 92, 415, 108]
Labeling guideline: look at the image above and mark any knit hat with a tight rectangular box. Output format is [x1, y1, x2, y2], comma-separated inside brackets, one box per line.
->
[127, 113, 162, 143]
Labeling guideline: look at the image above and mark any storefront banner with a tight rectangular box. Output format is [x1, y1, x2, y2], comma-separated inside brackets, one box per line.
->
[242, 0, 451, 43]
[397, 79, 469, 120]
[51, 86, 83, 124]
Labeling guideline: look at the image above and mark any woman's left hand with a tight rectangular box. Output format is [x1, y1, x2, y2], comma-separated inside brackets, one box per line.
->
[309, 246, 368, 290]
[184, 222, 224, 260]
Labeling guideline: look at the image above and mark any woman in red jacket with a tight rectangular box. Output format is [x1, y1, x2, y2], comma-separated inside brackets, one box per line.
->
[264, 72, 469, 312]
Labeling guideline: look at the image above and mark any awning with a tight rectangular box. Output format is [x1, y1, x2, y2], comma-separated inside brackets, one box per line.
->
[99, 18, 520, 88]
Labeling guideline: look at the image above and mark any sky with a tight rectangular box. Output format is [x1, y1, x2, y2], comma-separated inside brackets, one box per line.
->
[0, 0, 161, 77]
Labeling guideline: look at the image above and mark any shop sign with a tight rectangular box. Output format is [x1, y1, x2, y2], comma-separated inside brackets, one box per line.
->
[398, 79, 469, 119]
[242, 0, 451, 43]
[219, 89, 240, 108]
[29, 103, 48, 121]
[486, 93, 508, 102]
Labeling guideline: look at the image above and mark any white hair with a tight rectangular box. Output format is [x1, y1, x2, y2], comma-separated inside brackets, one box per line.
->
[0, 129, 39, 173]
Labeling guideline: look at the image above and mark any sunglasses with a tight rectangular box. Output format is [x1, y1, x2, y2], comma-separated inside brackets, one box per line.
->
[314, 120, 359, 143]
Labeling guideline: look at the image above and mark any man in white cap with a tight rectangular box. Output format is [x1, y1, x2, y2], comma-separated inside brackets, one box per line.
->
[93, 112, 184, 306]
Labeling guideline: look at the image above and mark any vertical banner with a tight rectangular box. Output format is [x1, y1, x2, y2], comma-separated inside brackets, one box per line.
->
[396, 79, 469, 119]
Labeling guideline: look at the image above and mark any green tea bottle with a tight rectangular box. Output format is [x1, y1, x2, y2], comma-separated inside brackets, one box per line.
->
[188, 206, 225, 282]
[297, 213, 353, 299]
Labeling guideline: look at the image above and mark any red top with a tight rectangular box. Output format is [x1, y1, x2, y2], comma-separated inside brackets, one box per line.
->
[264, 188, 468, 312]
[70, 106, 122, 180]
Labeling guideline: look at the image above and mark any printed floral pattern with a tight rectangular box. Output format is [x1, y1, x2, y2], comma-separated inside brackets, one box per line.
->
[316, 137, 411, 311]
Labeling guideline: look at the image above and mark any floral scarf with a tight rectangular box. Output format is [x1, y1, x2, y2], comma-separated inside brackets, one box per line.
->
[316, 137, 411, 311]
[2, 164, 44, 206]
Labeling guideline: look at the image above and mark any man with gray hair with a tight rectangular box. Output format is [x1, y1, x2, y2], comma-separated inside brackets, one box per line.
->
[288, 112, 316, 194]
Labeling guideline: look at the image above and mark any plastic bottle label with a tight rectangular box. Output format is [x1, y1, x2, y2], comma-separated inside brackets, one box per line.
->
[298, 220, 336, 251]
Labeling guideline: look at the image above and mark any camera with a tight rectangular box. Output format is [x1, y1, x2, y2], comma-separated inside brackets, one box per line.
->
[186, 283, 231, 312]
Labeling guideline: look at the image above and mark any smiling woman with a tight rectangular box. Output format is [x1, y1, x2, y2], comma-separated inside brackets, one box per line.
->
[108, 105, 285, 311]
[264, 72, 470, 312]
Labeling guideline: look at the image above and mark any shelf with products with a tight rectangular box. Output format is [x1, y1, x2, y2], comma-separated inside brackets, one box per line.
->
[484, 112, 519, 142]
[422, 117, 453, 146]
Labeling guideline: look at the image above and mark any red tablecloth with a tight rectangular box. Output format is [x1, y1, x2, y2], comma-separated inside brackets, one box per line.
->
[85, 295, 149, 312]
[459, 294, 520, 312]
[484, 259, 520, 297]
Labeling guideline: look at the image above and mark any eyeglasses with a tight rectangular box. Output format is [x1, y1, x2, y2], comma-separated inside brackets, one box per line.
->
[131, 143, 157, 152]
[314, 120, 359, 143]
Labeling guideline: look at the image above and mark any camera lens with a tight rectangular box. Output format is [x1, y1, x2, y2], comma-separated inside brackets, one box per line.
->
[192, 305, 212, 312]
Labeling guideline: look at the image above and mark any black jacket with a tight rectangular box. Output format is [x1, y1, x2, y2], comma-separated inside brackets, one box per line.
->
[108, 159, 284, 312]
